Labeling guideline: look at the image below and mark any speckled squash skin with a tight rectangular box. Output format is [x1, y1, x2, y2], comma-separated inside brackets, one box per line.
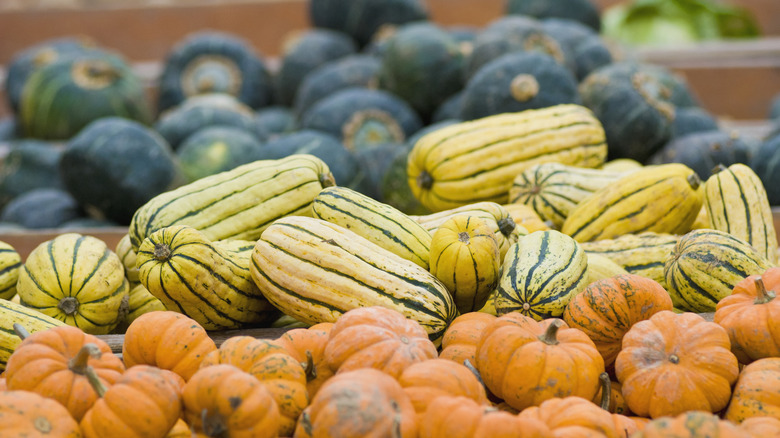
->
[724, 357, 780, 423]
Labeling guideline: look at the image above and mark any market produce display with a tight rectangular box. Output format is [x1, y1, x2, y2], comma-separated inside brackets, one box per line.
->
[1, 0, 779, 436]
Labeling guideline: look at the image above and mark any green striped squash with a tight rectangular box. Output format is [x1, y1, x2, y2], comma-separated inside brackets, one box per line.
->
[0, 241, 22, 300]
[664, 229, 776, 313]
[704, 163, 778, 263]
[16, 233, 129, 335]
[0, 298, 66, 371]
[494, 230, 588, 320]
[128, 154, 336, 251]
[508, 162, 629, 228]
[136, 225, 277, 331]
[125, 283, 166, 325]
[580, 232, 680, 289]
[115, 234, 139, 285]
[250, 216, 457, 343]
[312, 186, 432, 269]
[407, 104, 607, 212]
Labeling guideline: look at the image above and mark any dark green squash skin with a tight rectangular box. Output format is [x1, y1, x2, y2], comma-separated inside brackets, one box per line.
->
[649, 130, 754, 180]
[348, 142, 407, 201]
[4, 37, 96, 113]
[506, 0, 601, 31]
[769, 93, 780, 120]
[0, 140, 65, 208]
[671, 107, 719, 139]
[460, 51, 581, 121]
[59, 217, 120, 229]
[571, 35, 614, 81]
[156, 31, 272, 113]
[431, 91, 464, 123]
[300, 87, 423, 151]
[750, 133, 780, 205]
[275, 29, 357, 107]
[293, 55, 382, 117]
[579, 62, 677, 163]
[60, 117, 183, 225]
[177, 125, 265, 183]
[309, 0, 429, 47]
[0, 188, 83, 229]
[254, 106, 298, 141]
[0, 117, 19, 141]
[377, 22, 466, 120]
[540, 18, 611, 80]
[19, 53, 152, 140]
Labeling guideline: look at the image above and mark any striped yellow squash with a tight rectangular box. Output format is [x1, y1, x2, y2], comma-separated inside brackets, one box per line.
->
[501, 203, 552, 234]
[429, 215, 501, 314]
[494, 230, 588, 320]
[125, 283, 166, 325]
[312, 186, 432, 269]
[128, 154, 335, 251]
[585, 253, 629, 285]
[0, 241, 21, 300]
[0, 298, 66, 371]
[16, 233, 129, 335]
[115, 234, 139, 285]
[664, 229, 776, 312]
[250, 216, 456, 343]
[561, 163, 704, 242]
[137, 225, 277, 331]
[407, 104, 607, 212]
[704, 163, 778, 262]
[600, 158, 643, 173]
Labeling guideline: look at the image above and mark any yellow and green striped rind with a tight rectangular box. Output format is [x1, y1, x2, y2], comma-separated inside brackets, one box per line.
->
[585, 253, 629, 286]
[580, 232, 680, 289]
[128, 154, 335, 251]
[494, 230, 588, 320]
[412, 201, 527, 262]
[429, 215, 501, 314]
[0, 298, 66, 371]
[136, 225, 277, 331]
[115, 234, 139, 285]
[407, 104, 607, 212]
[0, 241, 22, 300]
[508, 162, 629, 228]
[250, 216, 457, 343]
[125, 283, 166, 325]
[312, 186, 432, 269]
[560, 163, 704, 242]
[704, 163, 778, 263]
[16, 233, 129, 335]
[664, 229, 776, 312]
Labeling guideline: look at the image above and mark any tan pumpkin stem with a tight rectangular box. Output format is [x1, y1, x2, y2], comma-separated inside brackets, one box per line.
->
[463, 359, 486, 387]
[13, 323, 31, 340]
[599, 372, 611, 411]
[68, 343, 103, 376]
[753, 276, 777, 304]
[538, 320, 562, 345]
[84, 365, 108, 397]
[153, 243, 172, 261]
[303, 350, 317, 382]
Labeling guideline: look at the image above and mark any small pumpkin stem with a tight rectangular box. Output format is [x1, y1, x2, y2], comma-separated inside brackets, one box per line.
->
[68, 343, 102, 376]
[599, 372, 611, 411]
[57, 296, 80, 316]
[711, 164, 728, 175]
[463, 359, 485, 387]
[686, 173, 701, 190]
[753, 276, 776, 304]
[303, 350, 317, 382]
[668, 354, 680, 364]
[84, 365, 108, 398]
[153, 243, 172, 261]
[497, 216, 516, 237]
[538, 320, 562, 345]
[417, 171, 433, 190]
[13, 323, 31, 340]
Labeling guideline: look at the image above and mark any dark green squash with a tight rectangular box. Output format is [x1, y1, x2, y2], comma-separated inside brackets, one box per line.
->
[642, 64, 700, 108]
[254, 106, 298, 141]
[156, 31, 272, 113]
[649, 130, 754, 180]
[460, 51, 581, 120]
[300, 87, 423, 151]
[275, 28, 357, 107]
[506, 0, 601, 31]
[671, 107, 719, 139]
[377, 22, 466, 120]
[380, 144, 430, 216]
[769, 93, 780, 120]
[347, 142, 408, 201]
[59, 217, 120, 229]
[0, 117, 19, 141]
[0, 140, 64, 208]
[19, 51, 152, 140]
[60, 117, 183, 224]
[540, 18, 612, 80]
[0, 188, 83, 229]
[293, 54, 382, 117]
[750, 133, 780, 205]
[431, 91, 464, 123]
[177, 125, 264, 182]
[309, 0, 429, 47]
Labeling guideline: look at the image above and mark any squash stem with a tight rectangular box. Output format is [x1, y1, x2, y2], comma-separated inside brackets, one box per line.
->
[85, 365, 108, 397]
[303, 350, 317, 382]
[599, 372, 611, 411]
[538, 320, 562, 345]
[686, 174, 701, 190]
[463, 359, 485, 387]
[153, 243, 172, 261]
[417, 171, 433, 190]
[13, 323, 31, 341]
[497, 216, 516, 237]
[68, 343, 103, 375]
[57, 296, 80, 316]
[753, 276, 776, 304]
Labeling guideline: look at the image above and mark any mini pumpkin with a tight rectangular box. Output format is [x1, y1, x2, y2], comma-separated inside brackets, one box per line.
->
[739, 416, 780, 437]
[714, 271, 780, 364]
[517, 395, 637, 437]
[724, 357, 780, 423]
[273, 322, 334, 398]
[439, 312, 496, 366]
[398, 358, 489, 414]
[615, 310, 739, 418]
[475, 313, 604, 411]
[324, 306, 438, 379]
[635, 411, 747, 438]
[0, 390, 83, 437]
[122, 311, 216, 381]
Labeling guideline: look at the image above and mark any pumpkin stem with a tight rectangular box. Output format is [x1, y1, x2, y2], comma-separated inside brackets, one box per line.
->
[84, 365, 108, 398]
[153, 243, 172, 261]
[68, 343, 102, 376]
[599, 372, 611, 411]
[753, 276, 776, 304]
[13, 323, 31, 340]
[303, 350, 317, 381]
[417, 171, 433, 190]
[497, 216, 516, 237]
[463, 359, 485, 387]
[57, 296, 80, 316]
[538, 320, 562, 345]
[202, 408, 228, 438]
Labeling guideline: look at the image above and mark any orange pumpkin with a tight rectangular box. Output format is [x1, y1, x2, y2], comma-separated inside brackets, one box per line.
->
[615, 311, 739, 419]
[397, 358, 489, 414]
[517, 395, 634, 438]
[0, 376, 6, 391]
[635, 411, 747, 437]
[0, 390, 82, 437]
[273, 322, 334, 398]
[563, 274, 673, 367]
[122, 311, 216, 381]
[165, 419, 192, 438]
[475, 313, 604, 411]
[5, 325, 125, 421]
[294, 368, 417, 438]
[324, 306, 438, 379]
[419, 396, 553, 438]
[724, 357, 780, 423]
[80, 365, 182, 438]
[182, 364, 279, 438]
[739, 416, 780, 437]
[439, 312, 496, 366]
[714, 271, 780, 364]
[200, 336, 308, 437]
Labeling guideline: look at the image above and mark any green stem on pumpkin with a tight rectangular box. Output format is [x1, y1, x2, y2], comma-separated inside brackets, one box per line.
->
[84, 365, 108, 397]
[68, 343, 102, 375]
